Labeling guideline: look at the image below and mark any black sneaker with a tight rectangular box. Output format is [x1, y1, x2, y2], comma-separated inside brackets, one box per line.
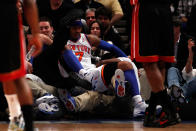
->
[170, 85, 186, 104]
[157, 108, 181, 128]
[143, 107, 157, 127]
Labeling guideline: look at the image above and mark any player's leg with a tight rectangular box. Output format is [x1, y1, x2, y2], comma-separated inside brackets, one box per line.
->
[100, 60, 147, 118]
[143, 63, 165, 93]
[117, 61, 148, 118]
[158, 62, 181, 127]
[62, 46, 83, 73]
[2, 82, 24, 131]
[14, 77, 34, 131]
[143, 62, 181, 127]
[142, 62, 165, 126]
[62, 47, 97, 83]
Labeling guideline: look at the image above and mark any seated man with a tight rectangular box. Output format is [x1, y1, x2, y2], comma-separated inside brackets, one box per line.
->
[167, 39, 196, 103]
[60, 19, 148, 118]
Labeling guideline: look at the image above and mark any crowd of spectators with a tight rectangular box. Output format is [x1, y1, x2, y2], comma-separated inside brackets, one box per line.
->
[0, 0, 196, 122]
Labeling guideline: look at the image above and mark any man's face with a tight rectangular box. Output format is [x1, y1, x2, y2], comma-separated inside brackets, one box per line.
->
[86, 11, 96, 27]
[97, 15, 110, 30]
[70, 26, 82, 40]
[173, 25, 181, 44]
[39, 21, 53, 38]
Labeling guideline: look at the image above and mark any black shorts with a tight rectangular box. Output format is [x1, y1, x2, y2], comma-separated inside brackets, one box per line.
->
[0, 4, 26, 81]
[131, 3, 175, 63]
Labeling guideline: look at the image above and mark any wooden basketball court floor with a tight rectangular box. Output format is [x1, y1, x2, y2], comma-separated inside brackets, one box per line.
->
[0, 120, 196, 131]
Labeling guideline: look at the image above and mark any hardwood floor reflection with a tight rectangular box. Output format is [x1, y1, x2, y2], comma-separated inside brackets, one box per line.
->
[0, 121, 196, 131]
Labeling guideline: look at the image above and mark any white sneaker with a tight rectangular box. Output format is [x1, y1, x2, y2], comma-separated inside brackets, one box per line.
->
[8, 114, 25, 131]
[133, 101, 148, 118]
[114, 69, 126, 97]
[35, 94, 55, 105]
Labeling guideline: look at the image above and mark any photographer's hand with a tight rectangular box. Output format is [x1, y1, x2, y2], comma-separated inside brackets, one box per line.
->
[188, 39, 195, 54]
[185, 39, 195, 73]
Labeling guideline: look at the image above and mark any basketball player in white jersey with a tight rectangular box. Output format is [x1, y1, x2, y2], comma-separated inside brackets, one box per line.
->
[60, 19, 148, 118]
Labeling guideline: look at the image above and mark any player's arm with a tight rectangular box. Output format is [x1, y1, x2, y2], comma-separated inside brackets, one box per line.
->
[27, 34, 53, 45]
[87, 34, 127, 57]
[39, 34, 53, 45]
[23, 0, 42, 57]
[96, 58, 121, 67]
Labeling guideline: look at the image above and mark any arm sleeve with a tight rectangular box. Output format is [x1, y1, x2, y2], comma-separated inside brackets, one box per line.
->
[98, 40, 127, 57]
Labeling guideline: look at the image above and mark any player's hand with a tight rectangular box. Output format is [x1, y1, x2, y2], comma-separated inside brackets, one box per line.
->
[26, 61, 33, 74]
[27, 33, 43, 57]
[39, 34, 53, 45]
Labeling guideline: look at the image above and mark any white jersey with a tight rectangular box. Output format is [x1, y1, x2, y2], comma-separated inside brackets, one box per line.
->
[67, 33, 96, 69]
[66, 34, 140, 93]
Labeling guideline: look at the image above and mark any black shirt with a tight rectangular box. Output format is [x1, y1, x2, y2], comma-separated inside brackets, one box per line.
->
[36, 0, 74, 30]
[32, 29, 75, 88]
[104, 27, 124, 51]
[75, 0, 104, 17]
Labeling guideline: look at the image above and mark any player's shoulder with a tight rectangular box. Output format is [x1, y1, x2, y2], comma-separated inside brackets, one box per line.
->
[86, 34, 98, 40]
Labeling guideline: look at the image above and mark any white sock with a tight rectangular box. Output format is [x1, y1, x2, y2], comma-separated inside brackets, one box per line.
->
[5, 94, 22, 120]
[132, 95, 142, 107]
